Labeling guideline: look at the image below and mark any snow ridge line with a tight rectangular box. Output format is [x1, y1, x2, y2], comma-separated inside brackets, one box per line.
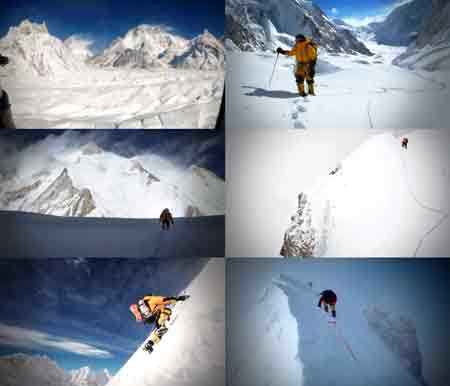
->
[398, 149, 449, 257]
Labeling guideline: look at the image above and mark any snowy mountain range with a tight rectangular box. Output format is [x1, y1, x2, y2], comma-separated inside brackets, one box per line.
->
[0, 354, 111, 386]
[225, 0, 373, 55]
[281, 132, 450, 257]
[0, 20, 224, 78]
[0, 137, 225, 218]
[106, 259, 225, 386]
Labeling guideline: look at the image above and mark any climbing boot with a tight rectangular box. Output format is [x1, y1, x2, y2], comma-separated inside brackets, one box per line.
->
[297, 83, 307, 97]
[307, 81, 315, 96]
[143, 340, 154, 353]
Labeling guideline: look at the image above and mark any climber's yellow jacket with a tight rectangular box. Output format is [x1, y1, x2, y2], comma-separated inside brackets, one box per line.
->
[285, 39, 318, 64]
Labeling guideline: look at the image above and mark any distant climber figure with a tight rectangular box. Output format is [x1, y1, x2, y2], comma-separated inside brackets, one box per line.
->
[160, 208, 174, 230]
[318, 289, 337, 318]
[277, 34, 318, 97]
[129, 294, 189, 353]
[0, 54, 16, 129]
[401, 137, 408, 149]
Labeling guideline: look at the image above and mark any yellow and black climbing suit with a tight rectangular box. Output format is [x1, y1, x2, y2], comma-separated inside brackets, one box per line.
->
[281, 39, 318, 96]
[143, 295, 177, 345]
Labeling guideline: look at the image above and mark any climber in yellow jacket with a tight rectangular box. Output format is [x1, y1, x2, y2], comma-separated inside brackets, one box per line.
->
[277, 34, 318, 97]
[129, 294, 190, 353]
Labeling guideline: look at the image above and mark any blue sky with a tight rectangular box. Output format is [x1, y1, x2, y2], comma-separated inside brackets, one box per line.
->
[0, 259, 206, 374]
[314, 0, 415, 26]
[0, 0, 224, 54]
[0, 129, 225, 179]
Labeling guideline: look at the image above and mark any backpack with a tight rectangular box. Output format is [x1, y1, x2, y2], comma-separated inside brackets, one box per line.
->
[307, 40, 318, 61]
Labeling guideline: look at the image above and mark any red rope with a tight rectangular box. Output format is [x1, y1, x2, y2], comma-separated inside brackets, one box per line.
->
[330, 322, 358, 361]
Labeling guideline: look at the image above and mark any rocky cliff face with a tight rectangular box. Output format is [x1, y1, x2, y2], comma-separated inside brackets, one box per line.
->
[369, 0, 432, 46]
[225, 0, 372, 55]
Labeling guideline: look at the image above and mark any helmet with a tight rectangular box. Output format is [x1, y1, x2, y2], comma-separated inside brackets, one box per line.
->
[296, 34, 306, 41]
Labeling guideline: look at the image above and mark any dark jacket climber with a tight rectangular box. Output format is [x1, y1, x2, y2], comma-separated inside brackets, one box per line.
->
[277, 34, 318, 97]
[0, 54, 16, 129]
[401, 137, 408, 149]
[159, 208, 174, 230]
[129, 294, 189, 353]
[318, 289, 337, 318]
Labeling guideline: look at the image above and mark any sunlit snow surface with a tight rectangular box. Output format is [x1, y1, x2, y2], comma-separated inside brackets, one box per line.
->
[106, 259, 225, 386]
[228, 260, 450, 386]
[226, 43, 450, 129]
[1, 68, 223, 129]
[227, 129, 450, 257]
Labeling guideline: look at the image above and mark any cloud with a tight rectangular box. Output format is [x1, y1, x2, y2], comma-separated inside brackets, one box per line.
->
[0, 324, 113, 358]
[331, 8, 339, 15]
[343, 0, 415, 27]
[343, 15, 386, 27]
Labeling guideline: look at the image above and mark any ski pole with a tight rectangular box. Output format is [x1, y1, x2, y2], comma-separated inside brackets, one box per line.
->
[268, 52, 279, 89]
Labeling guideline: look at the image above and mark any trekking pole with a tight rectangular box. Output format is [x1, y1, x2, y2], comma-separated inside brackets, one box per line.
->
[268, 52, 279, 89]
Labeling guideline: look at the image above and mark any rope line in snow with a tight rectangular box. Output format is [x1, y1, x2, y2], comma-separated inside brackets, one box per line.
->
[398, 149, 449, 257]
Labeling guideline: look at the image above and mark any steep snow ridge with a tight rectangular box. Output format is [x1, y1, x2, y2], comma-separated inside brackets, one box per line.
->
[282, 131, 450, 257]
[0, 139, 225, 218]
[228, 280, 303, 386]
[226, 0, 372, 55]
[0, 353, 110, 386]
[276, 275, 425, 386]
[0, 19, 85, 77]
[106, 259, 224, 386]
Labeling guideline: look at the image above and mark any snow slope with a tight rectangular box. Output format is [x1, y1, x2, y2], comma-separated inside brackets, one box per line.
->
[276, 274, 428, 386]
[0, 353, 110, 386]
[0, 211, 225, 258]
[228, 280, 302, 386]
[106, 258, 224, 386]
[282, 131, 450, 257]
[0, 137, 225, 219]
[226, 50, 450, 129]
[227, 260, 450, 386]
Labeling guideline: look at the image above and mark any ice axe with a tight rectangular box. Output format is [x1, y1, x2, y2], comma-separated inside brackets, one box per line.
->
[268, 52, 279, 89]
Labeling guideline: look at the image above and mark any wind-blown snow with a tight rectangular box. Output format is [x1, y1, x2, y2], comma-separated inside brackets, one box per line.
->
[0, 134, 225, 219]
[106, 259, 224, 386]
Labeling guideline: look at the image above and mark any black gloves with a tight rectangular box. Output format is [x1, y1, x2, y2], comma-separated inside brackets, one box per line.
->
[177, 295, 190, 301]
[0, 55, 9, 66]
[276, 47, 284, 54]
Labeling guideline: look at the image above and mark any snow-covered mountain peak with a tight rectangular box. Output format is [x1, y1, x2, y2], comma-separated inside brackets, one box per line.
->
[226, 0, 372, 55]
[0, 19, 85, 77]
[0, 353, 111, 386]
[14, 19, 49, 35]
[64, 36, 94, 62]
[70, 366, 112, 386]
[81, 142, 104, 156]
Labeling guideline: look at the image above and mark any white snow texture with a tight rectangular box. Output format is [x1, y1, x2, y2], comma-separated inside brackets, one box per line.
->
[106, 259, 225, 386]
